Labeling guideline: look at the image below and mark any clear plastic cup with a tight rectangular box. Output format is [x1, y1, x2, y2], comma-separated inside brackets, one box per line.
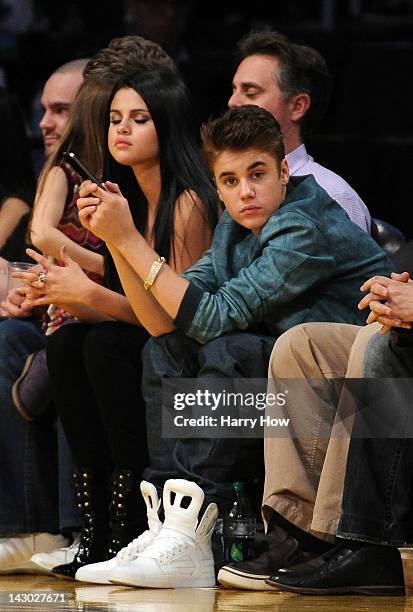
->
[7, 262, 35, 293]
[0, 266, 7, 303]
[399, 548, 412, 595]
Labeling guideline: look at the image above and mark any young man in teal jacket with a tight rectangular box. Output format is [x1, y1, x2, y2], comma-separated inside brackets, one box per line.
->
[138, 105, 392, 513]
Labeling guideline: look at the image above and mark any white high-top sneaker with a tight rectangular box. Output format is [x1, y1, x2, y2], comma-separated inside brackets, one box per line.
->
[0, 533, 68, 574]
[109, 479, 218, 588]
[31, 534, 80, 573]
[75, 481, 162, 584]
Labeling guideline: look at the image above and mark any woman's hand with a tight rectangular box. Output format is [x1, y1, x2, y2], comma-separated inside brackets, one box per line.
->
[77, 180, 136, 245]
[14, 246, 93, 309]
[0, 286, 32, 318]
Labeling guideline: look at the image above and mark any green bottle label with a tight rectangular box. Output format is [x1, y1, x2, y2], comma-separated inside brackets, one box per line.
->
[230, 542, 244, 562]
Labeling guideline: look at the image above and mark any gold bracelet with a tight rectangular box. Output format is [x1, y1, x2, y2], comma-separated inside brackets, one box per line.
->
[143, 256, 166, 291]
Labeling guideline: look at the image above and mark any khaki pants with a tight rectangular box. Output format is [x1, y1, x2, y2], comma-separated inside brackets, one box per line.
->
[263, 322, 380, 541]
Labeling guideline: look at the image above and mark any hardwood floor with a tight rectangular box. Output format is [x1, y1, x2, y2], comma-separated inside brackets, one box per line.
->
[0, 576, 411, 611]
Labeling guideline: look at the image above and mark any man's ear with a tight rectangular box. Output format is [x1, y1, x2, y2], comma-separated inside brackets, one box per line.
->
[216, 188, 224, 201]
[280, 158, 289, 185]
[289, 93, 310, 123]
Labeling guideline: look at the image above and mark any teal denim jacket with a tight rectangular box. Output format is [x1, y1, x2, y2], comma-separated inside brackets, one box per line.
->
[175, 175, 393, 344]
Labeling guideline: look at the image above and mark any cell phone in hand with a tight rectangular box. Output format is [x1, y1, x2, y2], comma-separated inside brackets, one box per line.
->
[62, 151, 106, 190]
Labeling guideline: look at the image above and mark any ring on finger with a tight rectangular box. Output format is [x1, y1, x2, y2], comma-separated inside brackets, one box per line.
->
[38, 272, 47, 283]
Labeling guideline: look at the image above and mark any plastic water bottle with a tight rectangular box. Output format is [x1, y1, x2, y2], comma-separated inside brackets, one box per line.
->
[223, 482, 256, 563]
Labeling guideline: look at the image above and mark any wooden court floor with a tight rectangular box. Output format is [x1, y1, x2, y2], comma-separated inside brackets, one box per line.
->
[0, 576, 412, 611]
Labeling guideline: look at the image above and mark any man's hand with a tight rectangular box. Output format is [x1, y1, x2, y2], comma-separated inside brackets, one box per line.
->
[359, 271, 413, 334]
[77, 180, 136, 245]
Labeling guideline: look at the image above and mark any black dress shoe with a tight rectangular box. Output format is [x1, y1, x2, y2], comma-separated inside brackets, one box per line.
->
[266, 540, 405, 595]
[217, 536, 316, 591]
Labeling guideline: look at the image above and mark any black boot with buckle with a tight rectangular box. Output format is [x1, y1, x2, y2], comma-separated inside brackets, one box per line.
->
[107, 469, 146, 558]
[52, 469, 110, 579]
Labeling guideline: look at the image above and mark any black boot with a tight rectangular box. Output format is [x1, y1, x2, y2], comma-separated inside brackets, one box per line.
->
[107, 469, 146, 558]
[52, 469, 110, 579]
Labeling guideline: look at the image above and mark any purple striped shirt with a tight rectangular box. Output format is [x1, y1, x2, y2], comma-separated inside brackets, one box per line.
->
[286, 144, 371, 233]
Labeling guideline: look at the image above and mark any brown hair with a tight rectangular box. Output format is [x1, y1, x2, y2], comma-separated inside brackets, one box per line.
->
[236, 29, 331, 136]
[84, 35, 177, 82]
[201, 105, 285, 171]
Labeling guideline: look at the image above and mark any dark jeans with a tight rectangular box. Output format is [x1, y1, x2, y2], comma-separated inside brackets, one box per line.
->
[141, 330, 276, 515]
[46, 321, 150, 475]
[0, 319, 77, 533]
[338, 331, 413, 546]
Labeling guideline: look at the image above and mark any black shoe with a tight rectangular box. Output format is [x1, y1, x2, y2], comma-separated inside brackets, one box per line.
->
[107, 469, 146, 557]
[52, 470, 110, 580]
[51, 515, 109, 580]
[265, 540, 405, 595]
[217, 536, 316, 591]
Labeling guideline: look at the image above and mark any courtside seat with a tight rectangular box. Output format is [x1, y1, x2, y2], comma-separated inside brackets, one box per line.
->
[371, 217, 405, 257]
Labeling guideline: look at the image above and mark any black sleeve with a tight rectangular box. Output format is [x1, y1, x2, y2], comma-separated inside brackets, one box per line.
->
[173, 282, 204, 332]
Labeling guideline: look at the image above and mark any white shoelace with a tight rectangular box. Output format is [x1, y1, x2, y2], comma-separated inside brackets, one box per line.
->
[142, 530, 192, 561]
[116, 530, 154, 561]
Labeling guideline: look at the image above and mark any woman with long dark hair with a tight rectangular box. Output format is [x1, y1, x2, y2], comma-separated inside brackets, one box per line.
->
[20, 69, 220, 578]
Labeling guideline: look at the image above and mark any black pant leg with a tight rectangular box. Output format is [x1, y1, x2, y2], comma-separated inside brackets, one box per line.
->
[46, 322, 113, 474]
[83, 321, 150, 472]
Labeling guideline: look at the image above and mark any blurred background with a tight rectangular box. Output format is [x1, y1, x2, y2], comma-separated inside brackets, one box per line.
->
[1, 0, 412, 236]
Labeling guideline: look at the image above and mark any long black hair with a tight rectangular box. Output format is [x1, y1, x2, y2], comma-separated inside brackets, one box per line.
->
[104, 70, 220, 263]
[0, 87, 35, 205]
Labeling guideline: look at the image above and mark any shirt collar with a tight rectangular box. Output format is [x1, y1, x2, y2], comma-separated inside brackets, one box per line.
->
[285, 144, 313, 174]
